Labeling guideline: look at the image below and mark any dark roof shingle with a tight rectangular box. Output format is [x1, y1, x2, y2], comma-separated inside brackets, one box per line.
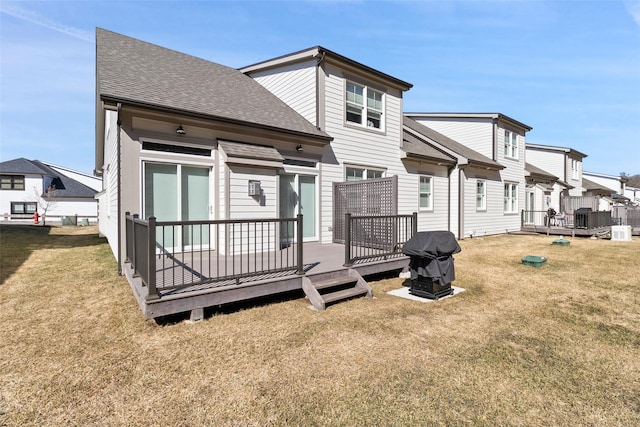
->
[96, 28, 329, 141]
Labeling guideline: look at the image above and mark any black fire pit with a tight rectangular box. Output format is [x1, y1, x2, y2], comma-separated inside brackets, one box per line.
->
[402, 231, 461, 299]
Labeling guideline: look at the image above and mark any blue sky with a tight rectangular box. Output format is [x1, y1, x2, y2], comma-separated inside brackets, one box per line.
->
[1, 0, 639, 177]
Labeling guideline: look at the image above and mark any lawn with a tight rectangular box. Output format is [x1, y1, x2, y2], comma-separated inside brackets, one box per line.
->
[1, 224, 638, 426]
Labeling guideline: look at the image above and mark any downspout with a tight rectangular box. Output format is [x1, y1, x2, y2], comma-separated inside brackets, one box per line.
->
[315, 50, 326, 130]
[458, 166, 465, 239]
[492, 119, 498, 161]
[447, 165, 454, 233]
[116, 102, 122, 275]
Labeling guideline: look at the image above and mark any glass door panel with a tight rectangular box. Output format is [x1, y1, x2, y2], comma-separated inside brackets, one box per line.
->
[299, 175, 316, 239]
[182, 166, 210, 248]
[279, 174, 296, 246]
[145, 163, 177, 248]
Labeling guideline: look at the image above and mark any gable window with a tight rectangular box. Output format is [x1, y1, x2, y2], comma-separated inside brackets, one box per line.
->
[346, 82, 384, 130]
[476, 180, 486, 211]
[1, 175, 25, 190]
[504, 183, 518, 213]
[419, 176, 433, 210]
[11, 202, 37, 214]
[345, 166, 384, 181]
[504, 130, 518, 159]
[571, 159, 579, 180]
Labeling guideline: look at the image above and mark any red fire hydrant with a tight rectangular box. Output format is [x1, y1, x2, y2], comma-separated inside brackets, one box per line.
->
[33, 211, 39, 224]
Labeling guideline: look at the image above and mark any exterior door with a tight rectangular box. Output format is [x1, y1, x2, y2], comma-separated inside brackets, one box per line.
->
[144, 162, 211, 250]
[279, 174, 317, 243]
[525, 187, 535, 224]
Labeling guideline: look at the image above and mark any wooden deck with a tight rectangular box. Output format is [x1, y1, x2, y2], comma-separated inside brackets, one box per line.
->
[520, 224, 611, 237]
[124, 242, 409, 319]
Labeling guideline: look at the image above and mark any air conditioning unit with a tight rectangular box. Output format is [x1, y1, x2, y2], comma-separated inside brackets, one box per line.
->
[611, 225, 632, 242]
[248, 180, 261, 196]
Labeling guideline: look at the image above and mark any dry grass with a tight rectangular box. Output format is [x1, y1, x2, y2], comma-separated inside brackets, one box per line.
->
[1, 224, 639, 426]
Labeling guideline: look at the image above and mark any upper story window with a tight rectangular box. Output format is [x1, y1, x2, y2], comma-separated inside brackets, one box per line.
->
[346, 82, 384, 130]
[476, 180, 486, 211]
[1, 175, 25, 190]
[504, 130, 518, 159]
[345, 166, 384, 181]
[571, 159, 580, 180]
[419, 176, 433, 210]
[504, 182, 518, 213]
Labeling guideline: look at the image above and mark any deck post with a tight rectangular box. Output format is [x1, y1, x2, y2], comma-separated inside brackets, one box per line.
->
[146, 216, 159, 301]
[344, 213, 352, 267]
[296, 214, 304, 275]
[412, 212, 418, 236]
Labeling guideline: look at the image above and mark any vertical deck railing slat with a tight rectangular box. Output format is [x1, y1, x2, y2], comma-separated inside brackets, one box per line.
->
[146, 216, 158, 301]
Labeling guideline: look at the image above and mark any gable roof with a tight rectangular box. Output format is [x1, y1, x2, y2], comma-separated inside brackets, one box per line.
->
[95, 28, 330, 141]
[404, 112, 532, 132]
[525, 162, 558, 181]
[403, 117, 504, 170]
[241, 46, 413, 92]
[0, 157, 51, 175]
[0, 158, 97, 199]
[525, 143, 587, 159]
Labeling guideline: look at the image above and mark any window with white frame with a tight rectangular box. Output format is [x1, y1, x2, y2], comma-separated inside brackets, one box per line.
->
[419, 176, 433, 210]
[504, 130, 518, 159]
[346, 82, 384, 130]
[476, 180, 486, 210]
[504, 183, 518, 213]
[571, 159, 579, 180]
[345, 166, 384, 181]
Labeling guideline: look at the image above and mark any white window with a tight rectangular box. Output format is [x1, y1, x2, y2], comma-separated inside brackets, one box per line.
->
[504, 183, 518, 213]
[571, 159, 579, 180]
[346, 166, 384, 181]
[476, 180, 486, 211]
[419, 176, 433, 210]
[346, 82, 384, 130]
[504, 130, 518, 159]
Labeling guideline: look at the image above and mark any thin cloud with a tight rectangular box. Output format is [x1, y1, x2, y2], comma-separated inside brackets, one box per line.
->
[627, 0, 640, 27]
[0, 2, 93, 42]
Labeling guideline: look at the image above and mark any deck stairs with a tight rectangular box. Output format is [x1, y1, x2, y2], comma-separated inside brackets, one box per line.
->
[302, 269, 372, 310]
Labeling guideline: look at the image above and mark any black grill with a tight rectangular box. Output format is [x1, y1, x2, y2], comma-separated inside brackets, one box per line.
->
[402, 231, 461, 299]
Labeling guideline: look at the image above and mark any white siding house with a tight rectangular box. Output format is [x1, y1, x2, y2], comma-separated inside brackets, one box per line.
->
[405, 113, 532, 238]
[0, 158, 100, 224]
[526, 143, 588, 206]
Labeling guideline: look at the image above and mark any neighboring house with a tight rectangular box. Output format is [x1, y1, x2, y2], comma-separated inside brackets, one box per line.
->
[404, 113, 532, 238]
[581, 177, 617, 211]
[0, 158, 100, 223]
[582, 171, 626, 198]
[525, 143, 587, 209]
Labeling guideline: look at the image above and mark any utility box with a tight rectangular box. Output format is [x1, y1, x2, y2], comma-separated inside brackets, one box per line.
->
[611, 225, 632, 242]
[248, 180, 262, 196]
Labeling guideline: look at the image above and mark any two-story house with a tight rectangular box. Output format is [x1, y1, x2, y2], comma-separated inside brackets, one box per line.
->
[525, 143, 587, 212]
[404, 113, 532, 238]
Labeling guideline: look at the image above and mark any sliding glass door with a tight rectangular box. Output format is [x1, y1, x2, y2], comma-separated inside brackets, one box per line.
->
[144, 162, 210, 251]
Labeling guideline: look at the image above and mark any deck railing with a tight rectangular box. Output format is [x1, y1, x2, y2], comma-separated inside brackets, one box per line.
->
[125, 213, 304, 300]
[521, 210, 612, 231]
[344, 212, 417, 267]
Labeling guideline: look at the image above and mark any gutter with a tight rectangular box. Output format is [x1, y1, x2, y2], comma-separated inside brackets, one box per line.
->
[116, 102, 122, 275]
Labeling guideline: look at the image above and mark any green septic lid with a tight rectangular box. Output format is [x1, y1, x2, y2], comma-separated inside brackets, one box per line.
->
[521, 255, 547, 267]
[552, 235, 570, 246]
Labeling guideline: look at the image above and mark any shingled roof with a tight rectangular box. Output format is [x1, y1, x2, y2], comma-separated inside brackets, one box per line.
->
[0, 158, 97, 199]
[96, 28, 330, 140]
[403, 117, 504, 170]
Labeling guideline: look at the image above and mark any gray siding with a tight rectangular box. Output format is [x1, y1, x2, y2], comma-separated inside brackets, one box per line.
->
[413, 117, 494, 159]
[250, 60, 318, 126]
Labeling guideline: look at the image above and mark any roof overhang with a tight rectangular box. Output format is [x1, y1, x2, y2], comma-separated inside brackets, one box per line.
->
[241, 46, 413, 92]
[405, 112, 532, 132]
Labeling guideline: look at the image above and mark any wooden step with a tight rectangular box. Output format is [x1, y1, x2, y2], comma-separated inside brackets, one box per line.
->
[313, 275, 358, 291]
[322, 287, 369, 304]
